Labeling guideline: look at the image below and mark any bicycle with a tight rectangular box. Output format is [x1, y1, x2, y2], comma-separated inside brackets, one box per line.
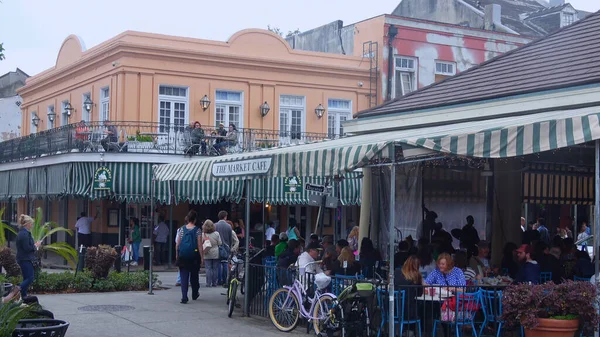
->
[226, 253, 244, 317]
[268, 261, 337, 332]
[225, 247, 264, 318]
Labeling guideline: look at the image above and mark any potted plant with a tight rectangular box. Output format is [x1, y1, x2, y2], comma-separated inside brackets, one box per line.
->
[502, 281, 599, 337]
[0, 302, 30, 337]
[30, 208, 78, 270]
[85, 245, 118, 278]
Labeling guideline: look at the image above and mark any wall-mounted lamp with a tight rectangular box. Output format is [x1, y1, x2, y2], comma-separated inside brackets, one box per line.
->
[315, 103, 326, 119]
[32, 113, 40, 127]
[47, 108, 56, 122]
[64, 102, 75, 117]
[83, 97, 94, 113]
[265, 202, 270, 208]
[200, 95, 211, 111]
[260, 101, 270, 117]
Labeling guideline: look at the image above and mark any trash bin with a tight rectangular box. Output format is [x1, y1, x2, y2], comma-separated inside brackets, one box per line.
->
[143, 246, 150, 271]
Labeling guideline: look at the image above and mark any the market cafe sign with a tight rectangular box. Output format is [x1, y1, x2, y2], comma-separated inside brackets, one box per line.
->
[212, 157, 272, 177]
[93, 167, 113, 191]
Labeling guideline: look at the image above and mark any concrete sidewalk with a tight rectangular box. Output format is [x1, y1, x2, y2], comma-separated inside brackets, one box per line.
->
[36, 272, 301, 337]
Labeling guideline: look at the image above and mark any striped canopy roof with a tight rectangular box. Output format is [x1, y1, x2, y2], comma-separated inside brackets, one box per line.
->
[154, 107, 600, 182]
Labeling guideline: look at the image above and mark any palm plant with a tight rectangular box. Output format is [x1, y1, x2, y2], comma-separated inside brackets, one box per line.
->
[0, 208, 20, 277]
[0, 302, 30, 337]
[31, 207, 78, 270]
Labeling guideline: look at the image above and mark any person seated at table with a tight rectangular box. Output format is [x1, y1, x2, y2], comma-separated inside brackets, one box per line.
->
[533, 241, 563, 283]
[214, 123, 239, 155]
[100, 121, 118, 152]
[394, 256, 424, 320]
[186, 121, 206, 156]
[360, 237, 383, 278]
[321, 246, 338, 276]
[454, 251, 477, 282]
[514, 244, 541, 284]
[333, 247, 361, 276]
[416, 244, 436, 275]
[574, 249, 595, 279]
[469, 240, 491, 277]
[423, 253, 466, 290]
[74, 120, 89, 152]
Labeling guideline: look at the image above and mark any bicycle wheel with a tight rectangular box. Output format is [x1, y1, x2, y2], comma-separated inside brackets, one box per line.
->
[228, 281, 238, 318]
[268, 288, 300, 332]
[312, 294, 336, 336]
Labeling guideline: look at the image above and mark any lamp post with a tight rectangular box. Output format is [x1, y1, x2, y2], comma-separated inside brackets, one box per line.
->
[315, 104, 325, 119]
[260, 101, 270, 117]
[32, 114, 40, 127]
[47, 109, 56, 123]
[200, 95, 211, 111]
[83, 97, 94, 114]
[64, 102, 75, 118]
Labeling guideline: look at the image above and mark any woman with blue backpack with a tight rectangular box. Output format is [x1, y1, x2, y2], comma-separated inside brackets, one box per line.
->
[176, 210, 203, 304]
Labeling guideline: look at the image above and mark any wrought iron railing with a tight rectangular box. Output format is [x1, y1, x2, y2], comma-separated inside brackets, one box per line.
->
[0, 121, 336, 163]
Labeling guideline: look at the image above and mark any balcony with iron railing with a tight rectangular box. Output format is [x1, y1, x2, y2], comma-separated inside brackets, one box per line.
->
[0, 121, 339, 164]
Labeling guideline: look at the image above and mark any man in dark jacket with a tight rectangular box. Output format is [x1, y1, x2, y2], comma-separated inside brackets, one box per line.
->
[515, 244, 541, 284]
[277, 239, 301, 286]
[534, 242, 563, 284]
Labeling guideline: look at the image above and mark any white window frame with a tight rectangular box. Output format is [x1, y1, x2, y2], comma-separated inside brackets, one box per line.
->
[392, 56, 418, 99]
[47, 105, 55, 129]
[60, 100, 69, 127]
[100, 87, 110, 122]
[31, 111, 37, 133]
[82, 92, 91, 122]
[435, 61, 456, 76]
[158, 85, 189, 133]
[279, 95, 306, 141]
[561, 12, 575, 27]
[327, 99, 352, 139]
[214, 90, 244, 129]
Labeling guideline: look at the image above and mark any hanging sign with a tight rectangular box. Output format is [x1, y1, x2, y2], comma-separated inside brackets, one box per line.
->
[212, 157, 272, 177]
[284, 176, 302, 195]
[93, 167, 113, 191]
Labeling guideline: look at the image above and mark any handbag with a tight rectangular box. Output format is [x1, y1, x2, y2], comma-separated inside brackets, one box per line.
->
[218, 244, 230, 260]
[202, 234, 212, 252]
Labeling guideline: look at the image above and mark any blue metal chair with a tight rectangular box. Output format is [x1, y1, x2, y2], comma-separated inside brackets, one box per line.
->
[574, 276, 591, 281]
[433, 290, 480, 337]
[332, 274, 363, 296]
[479, 289, 504, 337]
[376, 288, 422, 337]
[539, 272, 552, 283]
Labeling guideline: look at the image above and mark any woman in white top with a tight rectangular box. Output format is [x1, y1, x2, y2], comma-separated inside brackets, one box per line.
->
[202, 220, 222, 287]
[578, 223, 590, 242]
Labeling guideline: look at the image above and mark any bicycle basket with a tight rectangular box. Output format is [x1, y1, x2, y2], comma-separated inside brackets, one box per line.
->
[339, 282, 375, 301]
[314, 272, 332, 290]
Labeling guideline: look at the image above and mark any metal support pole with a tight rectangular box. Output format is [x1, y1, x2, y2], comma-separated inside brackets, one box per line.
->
[388, 147, 396, 337]
[168, 200, 173, 269]
[594, 140, 599, 285]
[148, 245, 154, 295]
[244, 179, 251, 316]
[262, 179, 266, 247]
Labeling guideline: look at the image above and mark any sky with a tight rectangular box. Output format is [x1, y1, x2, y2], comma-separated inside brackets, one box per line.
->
[0, 0, 598, 76]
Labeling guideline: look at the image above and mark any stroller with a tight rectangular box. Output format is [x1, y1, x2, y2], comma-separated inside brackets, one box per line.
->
[318, 282, 378, 337]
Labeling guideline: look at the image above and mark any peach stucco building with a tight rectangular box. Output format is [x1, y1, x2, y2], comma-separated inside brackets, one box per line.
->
[0, 29, 370, 251]
[19, 30, 370, 137]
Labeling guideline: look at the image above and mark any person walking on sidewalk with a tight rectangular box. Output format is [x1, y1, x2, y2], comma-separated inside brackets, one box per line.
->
[15, 214, 41, 299]
[176, 211, 202, 303]
[201, 220, 222, 287]
[129, 218, 142, 266]
[153, 216, 169, 265]
[215, 210, 233, 285]
[75, 212, 97, 247]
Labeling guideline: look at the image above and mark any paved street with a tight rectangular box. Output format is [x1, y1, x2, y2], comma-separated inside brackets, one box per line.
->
[36, 271, 300, 337]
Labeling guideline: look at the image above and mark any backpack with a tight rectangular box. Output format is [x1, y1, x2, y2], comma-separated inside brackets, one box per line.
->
[178, 227, 199, 259]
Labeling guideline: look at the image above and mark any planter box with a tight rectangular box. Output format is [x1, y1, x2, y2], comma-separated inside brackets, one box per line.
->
[13, 319, 69, 337]
[524, 318, 579, 337]
[2, 282, 13, 297]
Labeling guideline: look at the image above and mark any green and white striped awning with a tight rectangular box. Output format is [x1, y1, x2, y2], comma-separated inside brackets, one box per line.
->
[0, 171, 9, 201]
[155, 107, 600, 183]
[249, 173, 362, 206]
[173, 180, 244, 204]
[71, 162, 169, 203]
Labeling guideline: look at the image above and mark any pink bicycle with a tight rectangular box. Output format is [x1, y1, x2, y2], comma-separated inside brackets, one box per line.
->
[268, 261, 337, 332]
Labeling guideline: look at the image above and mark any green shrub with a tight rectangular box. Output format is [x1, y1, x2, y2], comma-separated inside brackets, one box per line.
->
[85, 245, 118, 278]
[91, 277, 115, 292]
[71, 271, 94, 292]
[23, 270, 160, 294]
